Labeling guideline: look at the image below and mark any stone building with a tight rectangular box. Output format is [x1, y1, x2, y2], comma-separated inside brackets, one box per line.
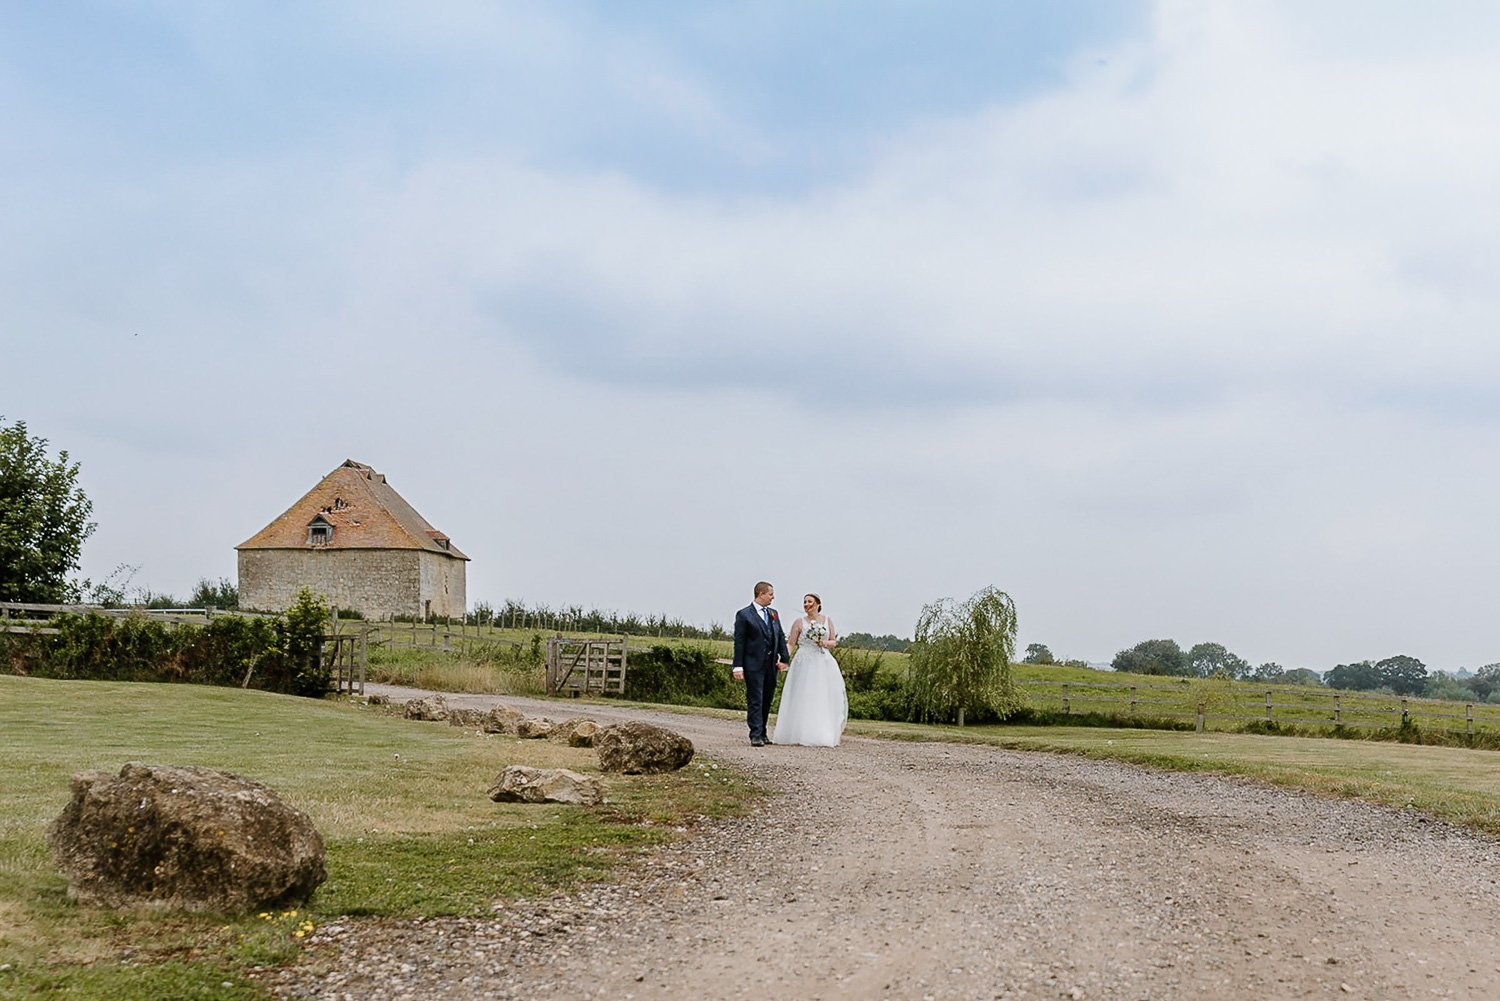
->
[237, 460, 468, 620]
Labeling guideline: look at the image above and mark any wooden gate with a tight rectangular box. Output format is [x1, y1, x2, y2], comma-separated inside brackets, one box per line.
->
[324, 633, 366, 695]
[545, 637, 627, 696]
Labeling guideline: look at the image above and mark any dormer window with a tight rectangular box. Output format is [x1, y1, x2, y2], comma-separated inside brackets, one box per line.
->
[307, 516, 333, 546]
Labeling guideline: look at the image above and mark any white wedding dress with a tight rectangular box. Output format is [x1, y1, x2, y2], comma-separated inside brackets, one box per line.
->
[773, 616, 849, 747]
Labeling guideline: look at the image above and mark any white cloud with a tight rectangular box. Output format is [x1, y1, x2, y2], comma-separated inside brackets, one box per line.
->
[10, 1, 1500, 669]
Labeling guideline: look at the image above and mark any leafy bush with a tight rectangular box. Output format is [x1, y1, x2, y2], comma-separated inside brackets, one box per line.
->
[267, 588, 331, 697]
[907, 586, 1021, 724]
[830, 646, 884, 692]
[0, 590, 333, 697]
[187, 576, 239, 610]
[847, 674, 919, 722]
[624, 645, 741, 709]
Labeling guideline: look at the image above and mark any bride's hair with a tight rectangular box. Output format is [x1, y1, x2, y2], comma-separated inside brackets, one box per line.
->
[804, 593, 821, 611]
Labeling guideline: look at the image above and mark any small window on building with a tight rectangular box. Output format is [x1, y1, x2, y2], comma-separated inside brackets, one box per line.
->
[307, 519, 333, 546]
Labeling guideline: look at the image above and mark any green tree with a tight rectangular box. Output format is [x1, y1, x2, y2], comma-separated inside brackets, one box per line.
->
[907, 586, 1021, 725]
[1466, 663, 1500, 701]
[1375, 654, 1427, 696]
[273, 587, 332, 697]
[1423, 672, 1470, 702]
[1022, 642, 1055, 665]
[1281, 667, 1324, 686]
[1185, 641, 1251, 679]
[1324, 660, 1383, 691]
[188, 577, 239, 610]
[0, 419, 95, 602]
[1111, 638, 1186, 676]
[1249, 661, 1285, 682]
[842, 631, 911, 652]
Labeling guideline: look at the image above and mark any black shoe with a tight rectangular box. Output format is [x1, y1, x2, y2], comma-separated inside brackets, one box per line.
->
[762, 738, 775, 745]
[750, 738, 765, 747]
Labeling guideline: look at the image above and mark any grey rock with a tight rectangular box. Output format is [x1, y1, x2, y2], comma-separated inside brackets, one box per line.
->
[567, 720, 602, 748]
[483, 705, 526, 734]
[403, 696, 449, 721]
[488, 765, 604, 806]
[46, 762, 326, 912]
[516, 717, 556, 740]
[595, 721, 694, 774]
[448, 708, 487, 729]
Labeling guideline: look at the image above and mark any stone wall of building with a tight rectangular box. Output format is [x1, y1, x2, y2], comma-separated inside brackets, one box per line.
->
[238, 549, 420, 619]
[239, 548, 468, 620]
[418, 549, 466, 619]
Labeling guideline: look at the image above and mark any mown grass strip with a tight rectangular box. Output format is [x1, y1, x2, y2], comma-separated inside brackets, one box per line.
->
[0, 675, 755, 1000]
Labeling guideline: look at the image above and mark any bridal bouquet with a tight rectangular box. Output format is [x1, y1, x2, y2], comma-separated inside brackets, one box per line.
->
[805, 622, 828, 644]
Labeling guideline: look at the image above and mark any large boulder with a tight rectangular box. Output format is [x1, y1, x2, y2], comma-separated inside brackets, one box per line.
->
[448, 708, 487, 729]
[403, 696, 449, 722]
[46, 762, 326, 912]
[595, 721, 694, 774]
[557, 719, 601, 748]
[488, 765, 604, 806]
[482, 705, 526, 734]
[516, 717, 555, 740]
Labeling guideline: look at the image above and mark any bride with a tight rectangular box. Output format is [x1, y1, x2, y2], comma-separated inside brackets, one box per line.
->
[773, 593, 849, 747]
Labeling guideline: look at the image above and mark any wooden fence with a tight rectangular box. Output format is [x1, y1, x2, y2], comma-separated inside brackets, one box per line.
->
[0, 601, 274, 634]
[545, 637, 638, 697]
[355, 619, 526, 658]
[1022, 679, 1499, 736]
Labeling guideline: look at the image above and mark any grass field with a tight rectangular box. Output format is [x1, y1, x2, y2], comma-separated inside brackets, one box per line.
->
[0, 676, 754, 1000]
[364, 630, 1500, 740]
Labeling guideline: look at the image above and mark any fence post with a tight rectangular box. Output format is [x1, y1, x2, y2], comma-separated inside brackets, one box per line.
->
[1196, 701, 1205, 733]
[1468, 703, 1475, 737]
[1265, 691, 1273, 722]
[1400, 698, 1409, 726]
[1129, 686, 1137, 716]
[1334, 694, 1341, 726]
[1061, 683, 1070, 715]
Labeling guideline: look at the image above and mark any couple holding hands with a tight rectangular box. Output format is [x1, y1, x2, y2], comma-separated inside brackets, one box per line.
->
[731, 582, 848, 747]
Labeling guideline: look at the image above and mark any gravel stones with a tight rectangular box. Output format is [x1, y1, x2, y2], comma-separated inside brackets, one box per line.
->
[264, 686, 1500, 1000]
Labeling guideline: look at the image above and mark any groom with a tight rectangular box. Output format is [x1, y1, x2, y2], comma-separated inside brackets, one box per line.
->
[732, 581, 790, 747]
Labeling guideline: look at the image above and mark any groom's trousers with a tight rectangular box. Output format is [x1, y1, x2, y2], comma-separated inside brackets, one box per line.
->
[743, 660, 778, 742]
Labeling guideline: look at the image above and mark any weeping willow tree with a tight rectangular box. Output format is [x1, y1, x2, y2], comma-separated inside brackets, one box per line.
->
[907, 586, 1021, 725]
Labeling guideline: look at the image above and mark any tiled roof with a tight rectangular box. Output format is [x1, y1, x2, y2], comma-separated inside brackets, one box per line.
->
[236, 460, 469, 559]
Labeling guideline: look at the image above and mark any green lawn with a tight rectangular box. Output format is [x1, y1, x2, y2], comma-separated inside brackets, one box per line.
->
[0, 675, 753, 1000]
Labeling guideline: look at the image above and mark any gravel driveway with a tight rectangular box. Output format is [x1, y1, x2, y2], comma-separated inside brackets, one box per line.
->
[266, 686, 1500, 1000]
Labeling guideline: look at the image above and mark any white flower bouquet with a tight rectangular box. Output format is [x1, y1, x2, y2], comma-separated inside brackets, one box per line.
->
[805, 622, 829, 644]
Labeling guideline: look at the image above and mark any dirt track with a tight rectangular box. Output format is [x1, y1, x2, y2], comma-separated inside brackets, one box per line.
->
[269, 687, 1500, 1000]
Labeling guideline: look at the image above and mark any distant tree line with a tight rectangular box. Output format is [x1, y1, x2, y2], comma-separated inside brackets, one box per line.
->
[841, 631, 911, 652]
[1019, 643, 1092, 670]
[1100, 637, 1500, 703]
[465, 600, 729, 640]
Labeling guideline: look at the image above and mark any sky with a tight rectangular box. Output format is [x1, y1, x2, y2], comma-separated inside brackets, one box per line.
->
[5, 0, 1500, 673]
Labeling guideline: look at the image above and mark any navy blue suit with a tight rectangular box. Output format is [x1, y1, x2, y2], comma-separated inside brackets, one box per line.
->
[733, 602, 790, 743]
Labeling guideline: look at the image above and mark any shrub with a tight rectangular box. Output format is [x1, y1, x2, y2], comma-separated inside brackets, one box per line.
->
[907, 586, 1021, 725]
[0, 591, 333, 697]
[847, 674, 919, 722]
[624, 645, 741, 709]
[830, 646, 884, 692]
